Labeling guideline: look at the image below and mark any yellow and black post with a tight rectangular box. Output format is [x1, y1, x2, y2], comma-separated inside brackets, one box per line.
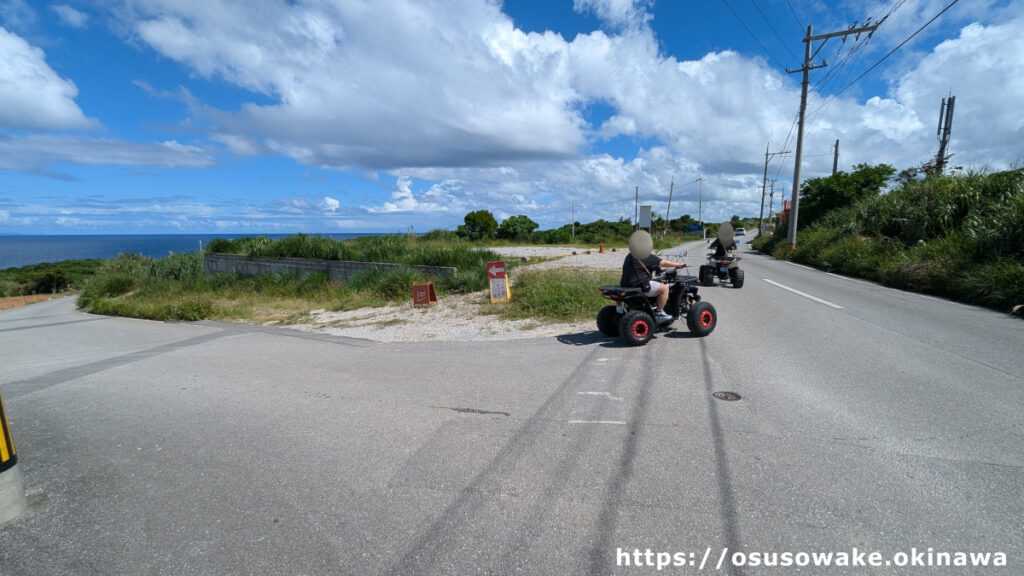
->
[0, 387, 27, 525]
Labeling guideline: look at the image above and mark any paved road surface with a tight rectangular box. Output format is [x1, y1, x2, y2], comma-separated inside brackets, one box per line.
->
[1, 242, 1022, 575]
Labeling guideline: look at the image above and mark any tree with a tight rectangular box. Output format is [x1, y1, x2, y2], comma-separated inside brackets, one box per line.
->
[456, 210, 498, 240]
[799, 163, 896, 229]
[496, 215, 539, 240]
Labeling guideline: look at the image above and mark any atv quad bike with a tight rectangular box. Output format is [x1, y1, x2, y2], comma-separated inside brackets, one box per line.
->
[597, 267, 717, 347]
[699, 222, 744, 288]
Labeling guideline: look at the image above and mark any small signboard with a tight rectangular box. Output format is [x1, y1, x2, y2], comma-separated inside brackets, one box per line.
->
[487, 261, 511, 303]
[487, 261, 506, 279]
[412, 282, 438, 307]
[639, 205, 652, 229]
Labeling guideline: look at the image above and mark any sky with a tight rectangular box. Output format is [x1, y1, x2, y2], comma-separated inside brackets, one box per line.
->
[0, 0, 1021, 235]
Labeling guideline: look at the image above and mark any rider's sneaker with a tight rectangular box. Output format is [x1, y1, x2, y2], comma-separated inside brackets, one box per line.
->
[654, 309, 673, 323]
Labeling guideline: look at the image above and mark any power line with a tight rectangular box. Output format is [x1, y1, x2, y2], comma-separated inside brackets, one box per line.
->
[784, 0, 805, 33]
[806, 0, 960, 119]
[720, 0, 787, 69]
[749, 0, 799, 61]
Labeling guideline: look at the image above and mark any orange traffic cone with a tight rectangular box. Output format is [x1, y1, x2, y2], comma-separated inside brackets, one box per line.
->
[599, 242, 604, 253]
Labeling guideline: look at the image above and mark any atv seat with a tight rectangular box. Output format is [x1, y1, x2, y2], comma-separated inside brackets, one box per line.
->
[599, 285, 644, 294]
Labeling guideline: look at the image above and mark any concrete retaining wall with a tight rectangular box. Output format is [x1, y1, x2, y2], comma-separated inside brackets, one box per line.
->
[203, 253, 456, 283]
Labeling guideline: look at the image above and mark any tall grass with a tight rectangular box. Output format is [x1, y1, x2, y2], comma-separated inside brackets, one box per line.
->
[753, 168, 1024, 311]
[206, 232, 503, 293]
[501, 269, 620, 322]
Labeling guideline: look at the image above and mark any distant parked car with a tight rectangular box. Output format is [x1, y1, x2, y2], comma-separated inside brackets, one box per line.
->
[735, 227, 746, 236]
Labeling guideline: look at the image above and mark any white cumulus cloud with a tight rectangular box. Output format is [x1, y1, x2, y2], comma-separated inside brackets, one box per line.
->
[0, 27, 95, 130]
[320, 196, 340, 213]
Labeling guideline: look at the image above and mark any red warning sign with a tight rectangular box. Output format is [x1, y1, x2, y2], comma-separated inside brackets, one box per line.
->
[487, 261, 506, 279]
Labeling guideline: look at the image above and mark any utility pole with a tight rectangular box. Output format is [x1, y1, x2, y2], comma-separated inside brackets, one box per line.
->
[634, 185, 639, 230]
[571, 200, 575, 240]
[935, 95, 955, 175]
[787, 19, 882, 247]
[832, 139, 840, 176]
[664, 177, 674, 236]
[697, 177, 706, 239]
[768, 180, 777, 229]
[759, 143, 791, 236]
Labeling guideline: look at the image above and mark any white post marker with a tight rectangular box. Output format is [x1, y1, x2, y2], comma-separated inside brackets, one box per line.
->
[487, 261, 511, 303]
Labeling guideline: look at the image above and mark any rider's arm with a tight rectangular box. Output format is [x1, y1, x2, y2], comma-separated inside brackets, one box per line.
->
[658, 259, 687, 268]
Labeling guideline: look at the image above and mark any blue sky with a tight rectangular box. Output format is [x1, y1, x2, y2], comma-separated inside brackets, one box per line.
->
[0, 0, 1021, 234]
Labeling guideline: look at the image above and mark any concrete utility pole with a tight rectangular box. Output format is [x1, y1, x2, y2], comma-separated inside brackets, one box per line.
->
[787, 20, 881, 247]
[664, 177, 674, 236]
[935, 95, 956, 175]
[832, 139, 840, 176]
[571, 200, 575, 240]
[634, 186, 639, 230]
[759, 143, 791, 236]
[697, 177, 706, 239]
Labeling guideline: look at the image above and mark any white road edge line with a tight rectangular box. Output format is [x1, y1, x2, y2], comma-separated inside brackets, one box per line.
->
[787, 262, 816, 271]
[763, 279, 844, 309]
[825, 272, 876, 287]
[567, 420, 627, 425]
[577, 391, 623, 401]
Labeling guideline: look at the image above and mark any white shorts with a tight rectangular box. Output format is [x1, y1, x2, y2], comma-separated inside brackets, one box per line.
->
[643, 280, 664, 298]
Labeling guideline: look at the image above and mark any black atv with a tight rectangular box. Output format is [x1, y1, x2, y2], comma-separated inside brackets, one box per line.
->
[597, 268, 717, 346]
[699, 250, 744, 288]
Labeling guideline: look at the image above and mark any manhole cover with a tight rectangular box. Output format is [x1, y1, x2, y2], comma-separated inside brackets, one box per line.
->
[712, 391, 742, 401]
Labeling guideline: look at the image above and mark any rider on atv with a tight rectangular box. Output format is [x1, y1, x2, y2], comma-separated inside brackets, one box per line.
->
[620, 230, 687, 323]
[709, 236, 737, 259]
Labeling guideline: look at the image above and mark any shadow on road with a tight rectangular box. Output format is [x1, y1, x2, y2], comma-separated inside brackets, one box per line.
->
[555, 331, 625, 348]
[698, 338, 749, 576]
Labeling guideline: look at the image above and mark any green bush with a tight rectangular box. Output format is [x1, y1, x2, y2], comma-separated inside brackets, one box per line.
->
[348, 267, 427, 300]
[84, 274, 135, 299]
[952, 258, 1024, 310]
[0, 279, 24, 297]
[152, 252, 204, 282]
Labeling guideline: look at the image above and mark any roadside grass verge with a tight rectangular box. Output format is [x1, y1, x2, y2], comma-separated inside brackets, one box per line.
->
[78, 233, 702, 324]
[752, 168, 1024, 311]
[79, 252, 428, 322]
[498, 268, 620, 323]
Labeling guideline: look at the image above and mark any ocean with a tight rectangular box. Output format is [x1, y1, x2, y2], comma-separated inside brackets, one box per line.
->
[0, 234, 374, 270]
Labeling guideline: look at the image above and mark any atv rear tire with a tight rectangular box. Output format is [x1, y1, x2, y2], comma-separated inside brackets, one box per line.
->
[730, 268, 745, 288]
[686, 301, 717, 337]
[619, 310, 655, 346]
[596, 305, 621, 337]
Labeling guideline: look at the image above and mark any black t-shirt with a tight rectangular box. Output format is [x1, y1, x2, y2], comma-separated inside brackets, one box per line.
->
[620, 254, 662, 288]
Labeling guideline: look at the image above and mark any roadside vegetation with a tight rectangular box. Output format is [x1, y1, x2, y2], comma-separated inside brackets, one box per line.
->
[754, 166, 1024, 311]
[78, 234, 507, 321]
[454, 209, 706, 248]
[498, 269, 621, 323]
[69, 214, 719, 324]
[0, 259, 104, 297]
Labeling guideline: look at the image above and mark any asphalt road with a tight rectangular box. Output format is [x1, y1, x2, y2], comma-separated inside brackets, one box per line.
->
[1, 242, 1022, 575]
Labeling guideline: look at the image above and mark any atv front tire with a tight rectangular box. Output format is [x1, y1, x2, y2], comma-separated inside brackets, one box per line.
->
[619, 310, 655, 346]
[597, 305, 621, 337]
[730, 268, 745, 288]
[686, 301, 717, 337]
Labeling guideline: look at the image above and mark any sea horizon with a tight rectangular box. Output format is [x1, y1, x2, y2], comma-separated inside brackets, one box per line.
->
[0, 232, 390, 270]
